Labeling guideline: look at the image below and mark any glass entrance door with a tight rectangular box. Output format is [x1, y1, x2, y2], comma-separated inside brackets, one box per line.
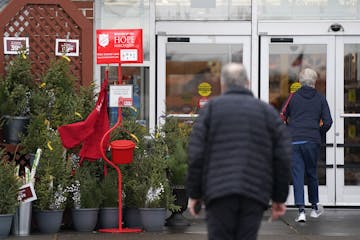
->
[157, 36, 251, 123]
[261, 36, 360, 206]
[260, 36, 336, 206]
[335, 37, 360, 205]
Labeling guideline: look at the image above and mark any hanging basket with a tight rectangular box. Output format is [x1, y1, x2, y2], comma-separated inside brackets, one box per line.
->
[110, 140, 135, 164]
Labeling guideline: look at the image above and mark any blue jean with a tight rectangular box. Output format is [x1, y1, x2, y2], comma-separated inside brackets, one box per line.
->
[291, 142, 320, 207]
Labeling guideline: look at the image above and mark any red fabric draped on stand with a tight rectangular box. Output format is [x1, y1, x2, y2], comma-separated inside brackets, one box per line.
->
[58, 78, 110, 161]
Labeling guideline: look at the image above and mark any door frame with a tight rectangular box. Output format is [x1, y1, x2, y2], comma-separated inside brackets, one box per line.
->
[156, 35, 251, 126]
[260, 35, 336, 206]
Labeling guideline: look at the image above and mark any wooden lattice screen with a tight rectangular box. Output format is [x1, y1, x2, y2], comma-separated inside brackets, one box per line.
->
[0, 0, 92, 86]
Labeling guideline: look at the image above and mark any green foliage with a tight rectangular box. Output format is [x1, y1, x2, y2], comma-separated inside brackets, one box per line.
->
[33, 129, 71, 210]
[20, 114, 48, 154]
[73, 161, 103, 209]
[111, 112, 148, 208]
[100, 168, 118, 208]
[0, 153, 21, 214]
[0, 52, 35, 116]
[139, 137, 177, 210]
[43, 58, 75, 96]
[162, 116, 193, 186]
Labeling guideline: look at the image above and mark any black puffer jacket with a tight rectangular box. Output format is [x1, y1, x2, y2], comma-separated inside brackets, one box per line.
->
[186, 87, 292, 206]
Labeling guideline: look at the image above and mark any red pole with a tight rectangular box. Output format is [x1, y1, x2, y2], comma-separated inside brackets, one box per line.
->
[98, 73, 141, 234]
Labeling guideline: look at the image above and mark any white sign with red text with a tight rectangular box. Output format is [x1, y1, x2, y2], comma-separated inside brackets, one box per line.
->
[109, 85, 133, 107]
[4, 37, 29, 54]
[18, 183, 37, 203]
[55, 39, 79, 56]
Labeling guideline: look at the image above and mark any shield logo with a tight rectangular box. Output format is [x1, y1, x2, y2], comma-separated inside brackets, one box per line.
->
[99, 34, 109, 47]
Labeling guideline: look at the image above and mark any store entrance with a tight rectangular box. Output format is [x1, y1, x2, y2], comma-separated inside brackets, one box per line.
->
[156, 35, 251, 122]
[260, 36, 360, 206]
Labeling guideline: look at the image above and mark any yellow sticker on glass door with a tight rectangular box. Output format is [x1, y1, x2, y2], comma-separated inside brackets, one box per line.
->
[198, 82, 212, 97]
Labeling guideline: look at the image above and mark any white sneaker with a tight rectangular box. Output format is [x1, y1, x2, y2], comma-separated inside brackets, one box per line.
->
[310, 204, 324, 218]
[295, 212, 306, 222]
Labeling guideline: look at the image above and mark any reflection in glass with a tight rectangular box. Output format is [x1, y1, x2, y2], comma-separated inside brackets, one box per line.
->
[155, 0, 251, 20]
[258, 0, 359, 20]
[269, 44, 326, 111]
[268, 43, 327, 185]
[100, 66, 149, 128]
[101, 0, 150, 61]
[344, 44, 360, 185]
[166, 43, 243, 114]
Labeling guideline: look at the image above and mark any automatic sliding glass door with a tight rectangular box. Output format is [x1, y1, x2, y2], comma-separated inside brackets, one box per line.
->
[157, 36, 251, 123]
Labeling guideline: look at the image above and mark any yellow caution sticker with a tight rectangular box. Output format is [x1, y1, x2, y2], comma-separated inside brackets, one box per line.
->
[290, 82, 302, 93]
[348, 89, 356, 103]
[198, 82, 212, 97]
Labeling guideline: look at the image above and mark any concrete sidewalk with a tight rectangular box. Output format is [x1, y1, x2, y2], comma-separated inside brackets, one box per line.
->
[6, 208, 360, 240]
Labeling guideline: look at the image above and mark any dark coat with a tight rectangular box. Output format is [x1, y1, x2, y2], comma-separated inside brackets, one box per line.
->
[186, 87, 292, 207]
[285, 86, 333, 143]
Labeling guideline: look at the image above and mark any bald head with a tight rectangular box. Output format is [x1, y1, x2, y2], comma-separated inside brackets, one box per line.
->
[220, 63, 249, 92]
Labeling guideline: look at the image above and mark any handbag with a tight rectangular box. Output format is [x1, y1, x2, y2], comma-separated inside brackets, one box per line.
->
[279, 93, 294, 124]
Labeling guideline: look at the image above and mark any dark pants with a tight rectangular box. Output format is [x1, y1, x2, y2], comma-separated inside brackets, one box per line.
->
[291, 142, 320, 207]
[206, 195, 265, 240]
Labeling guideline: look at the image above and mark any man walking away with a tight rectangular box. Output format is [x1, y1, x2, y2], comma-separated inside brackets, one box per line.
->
[186, 63, 292, 240]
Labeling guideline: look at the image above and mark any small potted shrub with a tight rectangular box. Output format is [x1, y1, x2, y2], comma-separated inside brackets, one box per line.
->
[98, 168, 119, 229]
[0, 149, 21, 238]
[137, 135, 177, 232]
[162, 116, 193, 227]
[70, 161, 103, 232]
[0, 51, 35, 144]
[32, 128, 71, 234]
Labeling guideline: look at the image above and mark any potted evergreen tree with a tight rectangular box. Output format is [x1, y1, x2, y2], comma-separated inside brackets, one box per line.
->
[98, 168, 119, 229]
[32, 127, 71, 234]
[137, 134, 178, 232]
[162, 116, 193, 227]
[0, 51, 35, 144]
[70, 161, 103, 232]
[0, 148, 21, 238]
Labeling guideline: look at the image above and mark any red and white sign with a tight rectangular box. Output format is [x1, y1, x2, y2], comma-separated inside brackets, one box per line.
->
[18, 183, 37, 203]
[3, 37, 29, 54]
[96, 29, 143, 64]
[198, 97, 209, 108]
[109, 85, 133, 107]
[55, 39, 79, 56]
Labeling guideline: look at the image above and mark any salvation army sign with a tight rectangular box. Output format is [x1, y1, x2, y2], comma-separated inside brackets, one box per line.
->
[96, 29, 143, 64]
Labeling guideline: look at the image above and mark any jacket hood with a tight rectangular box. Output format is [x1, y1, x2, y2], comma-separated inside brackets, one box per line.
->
[297, 85, 317, 99]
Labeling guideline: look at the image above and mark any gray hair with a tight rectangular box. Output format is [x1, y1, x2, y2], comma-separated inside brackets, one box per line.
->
[220, 63, 249, 90]
[299, 68, 317, 87]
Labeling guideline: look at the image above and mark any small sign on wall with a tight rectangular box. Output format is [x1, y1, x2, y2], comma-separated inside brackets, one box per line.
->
[55, 39, 79, 56]
[109, 85, 133, 107]
[3, 37, 29, 54]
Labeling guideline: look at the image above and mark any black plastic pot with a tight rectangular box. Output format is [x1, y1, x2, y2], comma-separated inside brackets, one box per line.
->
[3, 115, 29, 144]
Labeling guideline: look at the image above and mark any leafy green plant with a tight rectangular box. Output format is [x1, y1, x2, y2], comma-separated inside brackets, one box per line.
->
[0, 150, 21, 214]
